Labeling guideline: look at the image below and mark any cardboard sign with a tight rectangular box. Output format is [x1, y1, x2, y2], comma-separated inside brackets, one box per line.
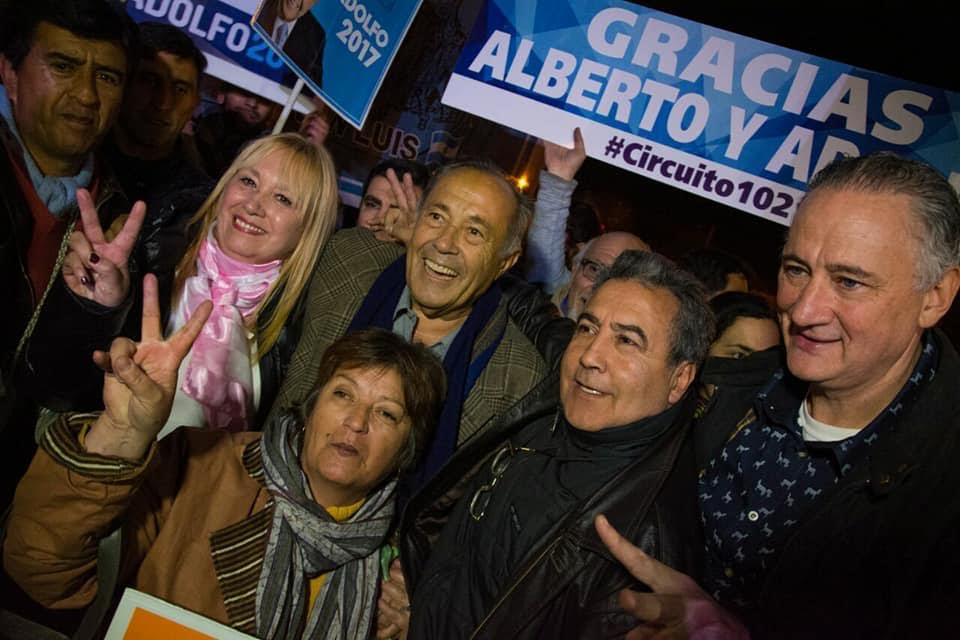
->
[105, 588, 257, 640]
[443, 0, 960, 225]
[126, 0, 313, 112]
[252, 0, 423, 129]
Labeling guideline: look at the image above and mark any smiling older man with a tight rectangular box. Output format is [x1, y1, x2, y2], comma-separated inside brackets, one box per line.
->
[272, 160, 547, 494]
[599, 152, 960, 640]
[385, 250, 714, 640]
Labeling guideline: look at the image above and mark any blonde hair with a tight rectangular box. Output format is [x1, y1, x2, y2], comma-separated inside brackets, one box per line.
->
[174, 133, 338, 360]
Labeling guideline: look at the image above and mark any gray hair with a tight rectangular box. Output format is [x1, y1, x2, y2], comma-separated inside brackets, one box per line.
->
[595, 250, 715, 367]
[421, 159, 533, 257]
[803, 152, 960, 290]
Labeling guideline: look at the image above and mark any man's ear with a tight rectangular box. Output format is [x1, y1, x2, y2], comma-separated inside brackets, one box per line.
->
[667, 361, 697, 405]
[919, 266, 960, 329]
[0, 54, 18, 105]
[497, 250, 520, 279]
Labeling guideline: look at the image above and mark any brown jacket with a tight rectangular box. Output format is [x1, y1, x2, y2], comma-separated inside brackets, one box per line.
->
[3, 415, 272, 633]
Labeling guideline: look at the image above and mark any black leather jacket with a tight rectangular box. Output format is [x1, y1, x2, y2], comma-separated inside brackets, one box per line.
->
[400, 372, 703, 640]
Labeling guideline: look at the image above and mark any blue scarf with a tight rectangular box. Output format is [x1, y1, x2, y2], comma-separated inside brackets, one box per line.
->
[0, 84, 93, 217]
[347, 256, 505, 495]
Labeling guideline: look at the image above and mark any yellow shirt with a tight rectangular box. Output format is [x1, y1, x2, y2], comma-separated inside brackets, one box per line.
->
[307, 499, 366, 612]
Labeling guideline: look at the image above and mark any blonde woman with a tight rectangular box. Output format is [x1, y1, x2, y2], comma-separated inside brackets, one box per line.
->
[64, 133, 338, 434]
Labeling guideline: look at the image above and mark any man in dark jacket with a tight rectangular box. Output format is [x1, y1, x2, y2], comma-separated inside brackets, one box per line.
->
[604, 152, 960, 640]
[101, 22, 214, 317]
[386, 250, 713, 639]
[0, 0, 141, 508]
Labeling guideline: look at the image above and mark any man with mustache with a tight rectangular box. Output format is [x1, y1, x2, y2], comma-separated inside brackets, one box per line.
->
[271, 160, 548, 497]
[384, 250, 712, 639]
[0, 0, 141, 506]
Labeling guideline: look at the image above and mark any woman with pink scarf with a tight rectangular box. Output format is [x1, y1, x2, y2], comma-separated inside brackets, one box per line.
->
[160, 132, 338, 435]
[64, 133, 338, 434]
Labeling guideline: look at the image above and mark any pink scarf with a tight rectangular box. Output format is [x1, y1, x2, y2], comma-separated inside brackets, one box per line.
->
[172, 230, 281, 432]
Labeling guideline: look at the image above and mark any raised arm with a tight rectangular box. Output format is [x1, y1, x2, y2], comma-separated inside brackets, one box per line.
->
[525, 128, 586, 293]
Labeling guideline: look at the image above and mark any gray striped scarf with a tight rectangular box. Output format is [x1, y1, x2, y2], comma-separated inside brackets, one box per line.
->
[256, 411, 396, 639]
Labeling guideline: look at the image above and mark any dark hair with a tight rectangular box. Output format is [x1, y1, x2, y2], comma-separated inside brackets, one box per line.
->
[709, 291, 777, 341]
[1, 0, 139, 75]
[423, 158, 533, 256]
[596, 250, 715, 367]
[804, 151, 960, 290]
[299, 329, 446, 472]
[677, 248, 753, 297]
[566, 201, 603, 247]
[138, 21, 206, 76]
[362, 158, 430, 200]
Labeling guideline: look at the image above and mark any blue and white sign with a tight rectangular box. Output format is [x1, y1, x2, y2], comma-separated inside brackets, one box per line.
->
[126, 0, 312, 112]
[443, 0, 960, 225]
[253, 0, 423, 129]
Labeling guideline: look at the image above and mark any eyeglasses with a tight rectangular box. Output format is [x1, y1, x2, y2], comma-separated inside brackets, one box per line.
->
[577, 257, 607, 283]
[469, 442, 536, 521]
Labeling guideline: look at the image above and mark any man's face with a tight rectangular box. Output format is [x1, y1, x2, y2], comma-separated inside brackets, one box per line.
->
[406, 168, 519, 322]
[560, 279, 694, 431]
[0, 22, 126, 176]
[118, 51, 199, 157]
[566, 233, 649, 319]
[777, 188, 941, 395]
[358, 174, 424, 242]
[278, 0, 318, 21]
[222, 89, 272, 128]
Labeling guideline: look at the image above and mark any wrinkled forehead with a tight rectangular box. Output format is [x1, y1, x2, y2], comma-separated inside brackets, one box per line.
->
[428, 168, 517, 224]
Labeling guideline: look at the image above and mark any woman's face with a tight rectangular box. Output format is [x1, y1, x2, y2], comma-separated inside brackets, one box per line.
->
[214, 151, 305, 264]
[709, 315, 782, 359]
[301, 366, 411, 507]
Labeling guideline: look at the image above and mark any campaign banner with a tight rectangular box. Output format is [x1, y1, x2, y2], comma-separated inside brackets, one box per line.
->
[443, 0, 960, 225]
[126, 0, 313, 112]
[252, 0, 423, 129]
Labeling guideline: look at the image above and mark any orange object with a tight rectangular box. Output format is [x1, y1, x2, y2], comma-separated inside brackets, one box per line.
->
[124, 607, 215, 640]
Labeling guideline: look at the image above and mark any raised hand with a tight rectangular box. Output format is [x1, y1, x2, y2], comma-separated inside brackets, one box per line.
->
[382, 168, 421, 248]
[61, 188, 146, 307]
[375, 558, 411, 640]
[299, 109, 331, 149]
[84, 274, 212, 461]
[595, 514, 750, 640]
[543, 127, 587, 181]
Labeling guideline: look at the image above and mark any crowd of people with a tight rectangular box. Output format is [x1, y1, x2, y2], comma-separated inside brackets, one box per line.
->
[2, 2, 959, 639]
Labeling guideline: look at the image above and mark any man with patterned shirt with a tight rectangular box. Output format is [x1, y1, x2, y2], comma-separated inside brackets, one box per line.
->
[595, 152, 960, 640]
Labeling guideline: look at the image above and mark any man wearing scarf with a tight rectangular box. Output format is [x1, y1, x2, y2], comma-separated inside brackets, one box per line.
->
[272, 160, 548, 498]
[0, 0, 139, 508]
[395, 250, 713, 639]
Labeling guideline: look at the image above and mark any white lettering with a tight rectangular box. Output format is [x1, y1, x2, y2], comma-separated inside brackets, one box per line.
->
[667, 93, 710, 143]
[678, 36, 735, 94]
[742, 53, 792, 107]
[807, 73, 869, 134]
[871, 90, 933, 145]
[631, 17, 688, 75]
[504, 38, 536, 90]
[783, 62, 819, 115]
[766, 126, 814, 182]
[567, 59, 610, 111]
[586, 7, 637, 59]
[532, 48, 577, 98]
[726, 106, 768, 160]
[597, 69, 642, 123]
[637, 79, 679, 131]
[467, 30, 511, 81]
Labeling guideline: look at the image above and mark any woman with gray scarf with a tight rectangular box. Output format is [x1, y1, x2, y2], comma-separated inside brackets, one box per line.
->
[3, 280, 446, 639]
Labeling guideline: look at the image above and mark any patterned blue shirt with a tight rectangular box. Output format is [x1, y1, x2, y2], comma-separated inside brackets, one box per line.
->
[699, 333, 939, 609]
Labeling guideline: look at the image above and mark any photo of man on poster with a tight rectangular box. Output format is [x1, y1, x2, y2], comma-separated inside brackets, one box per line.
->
[256, 0, 325, 87]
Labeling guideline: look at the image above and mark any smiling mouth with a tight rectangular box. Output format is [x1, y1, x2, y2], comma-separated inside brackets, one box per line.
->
[424, 257, 458, 278]
[233, 216, 266, 235]
[62, 113, 95, 127]
[575, 379, 604, 396]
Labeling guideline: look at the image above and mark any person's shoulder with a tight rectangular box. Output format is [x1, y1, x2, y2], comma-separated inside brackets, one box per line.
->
[325, 227, 403, 266]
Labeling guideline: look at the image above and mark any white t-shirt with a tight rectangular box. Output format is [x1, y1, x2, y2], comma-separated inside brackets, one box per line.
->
[798, 398, 862, 443]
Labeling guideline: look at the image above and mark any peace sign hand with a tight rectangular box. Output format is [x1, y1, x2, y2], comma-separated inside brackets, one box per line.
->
[84, 274, 212, 461]
[62, 188, 146, 307]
